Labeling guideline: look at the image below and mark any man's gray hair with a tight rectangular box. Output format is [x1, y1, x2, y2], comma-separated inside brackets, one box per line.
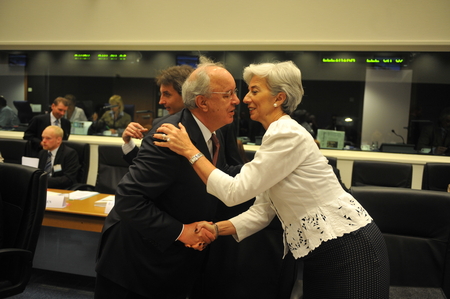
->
[182, 56, 224, 109]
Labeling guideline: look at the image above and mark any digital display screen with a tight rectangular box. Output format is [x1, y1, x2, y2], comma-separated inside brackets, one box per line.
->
[9, 54, 27, 66]
[176, 55, 199, 67]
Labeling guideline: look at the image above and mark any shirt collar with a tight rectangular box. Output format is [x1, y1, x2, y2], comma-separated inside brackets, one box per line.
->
[50, 112, 58, 125]
[191, 114, 214, 144]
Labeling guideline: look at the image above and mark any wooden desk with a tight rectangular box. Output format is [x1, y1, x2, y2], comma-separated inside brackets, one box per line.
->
[43, 189, 111, 232]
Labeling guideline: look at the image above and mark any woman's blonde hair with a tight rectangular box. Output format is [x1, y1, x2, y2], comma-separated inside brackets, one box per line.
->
[109, 95, 124, 113]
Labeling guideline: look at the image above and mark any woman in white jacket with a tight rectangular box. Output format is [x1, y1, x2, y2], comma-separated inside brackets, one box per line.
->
[155, 61, 390, 298]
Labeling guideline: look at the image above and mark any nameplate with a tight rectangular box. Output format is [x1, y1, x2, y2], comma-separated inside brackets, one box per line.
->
[104, 199, 115, 214]
[47, 195, 67, 208]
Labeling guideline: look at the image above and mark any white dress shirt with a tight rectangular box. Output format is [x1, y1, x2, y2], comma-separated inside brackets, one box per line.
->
[207, 115, 372, 259]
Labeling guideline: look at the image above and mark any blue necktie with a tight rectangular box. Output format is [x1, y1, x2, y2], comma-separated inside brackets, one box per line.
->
[45, 151, 52, 175]
[54, 119, 60, 127]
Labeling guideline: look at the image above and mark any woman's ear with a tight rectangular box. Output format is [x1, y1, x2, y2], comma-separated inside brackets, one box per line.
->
[195, 95, 209, 112]
[275, 92, 287, 106]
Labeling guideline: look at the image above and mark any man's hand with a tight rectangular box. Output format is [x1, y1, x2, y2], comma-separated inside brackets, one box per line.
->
[122, 122, 148, 143]
[178, 222, 216, 251]
[435, 146, 448, 155]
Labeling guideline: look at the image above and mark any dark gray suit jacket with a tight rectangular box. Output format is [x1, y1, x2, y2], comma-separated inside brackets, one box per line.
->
[96, 109, 241, 298]
[38, 143, 79, 189]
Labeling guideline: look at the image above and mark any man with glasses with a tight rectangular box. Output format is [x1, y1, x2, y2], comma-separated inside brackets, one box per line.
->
[95, 58, 242, 299]
[121, 64, 242, 166]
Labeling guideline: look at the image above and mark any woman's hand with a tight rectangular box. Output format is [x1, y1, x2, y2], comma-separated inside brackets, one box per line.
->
[154, 123, 199, 158]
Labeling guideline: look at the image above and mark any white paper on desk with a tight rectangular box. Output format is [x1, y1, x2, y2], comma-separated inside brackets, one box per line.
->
[46, 195, 67, 208]
[69, 190, 99, 200]
[22, 156, 39, 168]
[94, 195, 115, 207]
[104, 197, 115, 214]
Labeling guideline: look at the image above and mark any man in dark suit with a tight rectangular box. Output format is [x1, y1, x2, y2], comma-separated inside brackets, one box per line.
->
[38, 125, 80, 189]
[24, 97, 71, 157]
[121, 64, 194, 165]
[95, 60, 241, 298]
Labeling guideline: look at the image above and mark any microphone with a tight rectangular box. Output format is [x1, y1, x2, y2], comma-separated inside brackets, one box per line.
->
[391, 129, 405, 144]
[103, 104, 118, 110]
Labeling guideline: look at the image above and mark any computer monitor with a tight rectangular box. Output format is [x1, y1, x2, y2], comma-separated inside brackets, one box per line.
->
[71, 121, 92, 135]
[317, 129, 345, 149]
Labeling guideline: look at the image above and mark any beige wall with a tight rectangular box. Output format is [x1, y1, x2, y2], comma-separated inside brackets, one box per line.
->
[1, 0, 450, 51]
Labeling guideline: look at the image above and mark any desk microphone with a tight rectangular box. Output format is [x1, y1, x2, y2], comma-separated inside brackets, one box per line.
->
[103, 105, 118, 110]
[391, 129, 405, 144]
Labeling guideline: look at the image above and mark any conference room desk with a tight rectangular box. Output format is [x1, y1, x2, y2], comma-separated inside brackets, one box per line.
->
[35, 189, 112, 277]
[43, 189, 109, 233]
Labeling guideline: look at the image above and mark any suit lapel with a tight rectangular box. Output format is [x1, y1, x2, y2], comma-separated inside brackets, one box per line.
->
[180, 110, 213, 163]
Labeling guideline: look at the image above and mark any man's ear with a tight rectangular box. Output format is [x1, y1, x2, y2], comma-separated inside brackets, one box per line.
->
[195, 95, 209, 112]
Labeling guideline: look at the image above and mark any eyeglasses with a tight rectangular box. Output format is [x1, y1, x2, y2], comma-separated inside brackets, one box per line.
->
[210, 88, 238, 99]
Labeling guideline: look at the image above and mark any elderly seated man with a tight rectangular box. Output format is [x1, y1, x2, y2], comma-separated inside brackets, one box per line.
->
[38, 125, 80, 189]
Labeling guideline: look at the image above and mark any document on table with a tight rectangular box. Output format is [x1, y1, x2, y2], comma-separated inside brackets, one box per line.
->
[95, 195, 115, 214]
[69, 190, 99, 200]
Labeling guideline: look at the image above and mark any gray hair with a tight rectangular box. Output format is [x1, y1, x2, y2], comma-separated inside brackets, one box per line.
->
[243, 61, 304, 114]
[182, 56, 225, 109]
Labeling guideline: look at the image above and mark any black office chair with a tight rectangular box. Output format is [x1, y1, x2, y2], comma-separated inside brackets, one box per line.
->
[63, 141, 90, 185]
[95, 145, 130, 194]
[13, 101, 34, 125]
[422, 162, 450, 192]
[124, 104, 135, 122]
[324, 156, 337, 168]
[70, 145, 129, 194]
[351, 187, 450, 298]
[351, 160, 412, 188]
[0, 139, 27, 164]
[0, 164, 48, 298]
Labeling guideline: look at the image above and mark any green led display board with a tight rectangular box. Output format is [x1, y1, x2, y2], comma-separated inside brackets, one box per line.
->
[322, 58, 356, 63]
[74, 54, 91, 60]
[74, 53, 128, 61]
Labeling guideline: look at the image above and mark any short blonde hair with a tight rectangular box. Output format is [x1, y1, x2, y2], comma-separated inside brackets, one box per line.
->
[46, 125, 64, 138]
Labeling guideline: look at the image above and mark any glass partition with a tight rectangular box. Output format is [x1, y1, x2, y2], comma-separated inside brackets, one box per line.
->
[1, 50, 449, 155]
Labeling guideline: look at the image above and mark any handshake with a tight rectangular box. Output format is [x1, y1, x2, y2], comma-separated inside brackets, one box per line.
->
[179, 221, 218, 251]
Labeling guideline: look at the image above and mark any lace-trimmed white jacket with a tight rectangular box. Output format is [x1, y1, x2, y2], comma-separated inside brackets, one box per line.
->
[207, 115, 372, 259]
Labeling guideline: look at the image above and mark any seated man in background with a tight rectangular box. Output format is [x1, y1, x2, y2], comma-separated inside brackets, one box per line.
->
[0, 95, 19, 128]
[24, 97, 71, 157]
[38, 125, 80, 189]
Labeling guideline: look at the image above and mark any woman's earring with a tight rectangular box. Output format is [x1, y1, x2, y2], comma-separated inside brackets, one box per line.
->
[274, 103, 278, 107]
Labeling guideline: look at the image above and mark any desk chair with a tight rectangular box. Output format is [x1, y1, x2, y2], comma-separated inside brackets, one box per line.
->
[351, 160, 412, 188]
[71, 145, 130, 194]
[13, 101, 34, 125]
[0, 139, 27, 164]
[63, 141, 90, 185]
[0, 164, 48, 298]
[351, 186, 450, 298]
[124, 104, 135, 122]
[422, 162, 450, 192]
